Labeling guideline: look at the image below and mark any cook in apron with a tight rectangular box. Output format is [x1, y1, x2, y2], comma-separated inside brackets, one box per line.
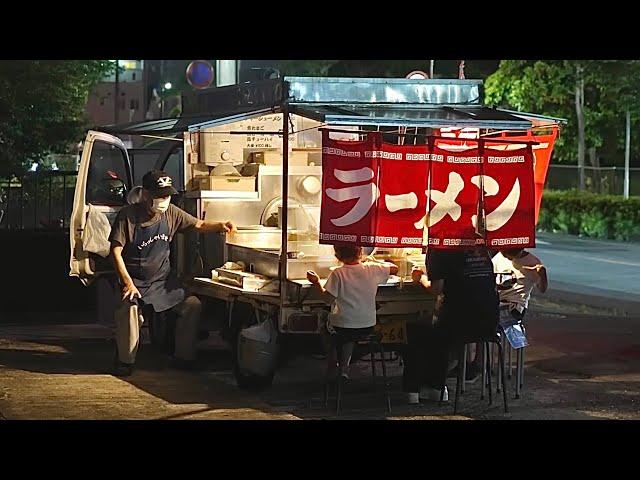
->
[121, 214, 185, 312]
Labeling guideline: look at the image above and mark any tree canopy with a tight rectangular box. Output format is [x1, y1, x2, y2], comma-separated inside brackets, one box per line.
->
[0, 60, 115, 175]
[485, 60, 640, 166]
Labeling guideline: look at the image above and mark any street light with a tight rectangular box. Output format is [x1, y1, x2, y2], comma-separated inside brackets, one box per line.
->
[164, 82, 172, 90]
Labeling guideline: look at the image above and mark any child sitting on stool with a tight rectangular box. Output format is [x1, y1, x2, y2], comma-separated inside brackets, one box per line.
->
[307, 245, 398, 381]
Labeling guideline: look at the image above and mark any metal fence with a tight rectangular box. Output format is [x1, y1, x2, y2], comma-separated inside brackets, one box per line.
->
[546, 165, 640, 196]
[0, 147, 182, 231]
[0, 171, 78, 230]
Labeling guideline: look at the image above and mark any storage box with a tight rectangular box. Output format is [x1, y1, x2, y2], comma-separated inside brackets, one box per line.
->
[191, 163, 210, 177]
[294, 147, 322, 165]
[196, 175, 256, 191]
[251, 150, 308, 166]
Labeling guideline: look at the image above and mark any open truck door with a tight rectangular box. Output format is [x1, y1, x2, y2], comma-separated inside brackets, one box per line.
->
[69, 130, 133, 285]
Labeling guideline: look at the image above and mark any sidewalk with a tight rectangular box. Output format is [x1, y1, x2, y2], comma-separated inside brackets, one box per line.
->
[0, 323, 297, 420]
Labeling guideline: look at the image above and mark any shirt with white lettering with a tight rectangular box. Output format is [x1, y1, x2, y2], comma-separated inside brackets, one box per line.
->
[109, 203, 198, 248]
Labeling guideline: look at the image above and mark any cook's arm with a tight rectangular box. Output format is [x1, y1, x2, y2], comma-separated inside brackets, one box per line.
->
[194, 219, 237, 233]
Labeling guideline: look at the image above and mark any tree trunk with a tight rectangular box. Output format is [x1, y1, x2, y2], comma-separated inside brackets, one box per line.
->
[575, 65, 586, 191]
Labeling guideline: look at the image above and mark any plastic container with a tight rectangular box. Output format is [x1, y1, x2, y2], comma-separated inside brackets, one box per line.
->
[237, 321, 279, 377]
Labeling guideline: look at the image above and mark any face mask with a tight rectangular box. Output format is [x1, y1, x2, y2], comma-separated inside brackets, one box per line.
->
[151, 197, 171, 214]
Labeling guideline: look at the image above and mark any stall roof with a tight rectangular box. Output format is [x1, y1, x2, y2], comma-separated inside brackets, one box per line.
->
[285, 76, 483, 105]
[96, 76, 566, 136]
[289, 103, 534, 130]
[99, 105, 540, 135]
[96, 107, 276, 136]
[497, 108, 568, 126]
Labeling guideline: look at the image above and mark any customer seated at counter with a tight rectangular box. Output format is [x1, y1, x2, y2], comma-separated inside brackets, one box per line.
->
[493, 248, 548, 320]
[307, 245, 398, 380]
[403, 246, 499, 404]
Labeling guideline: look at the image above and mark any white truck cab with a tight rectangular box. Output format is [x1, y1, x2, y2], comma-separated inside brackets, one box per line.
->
[69, 130, 132, 284]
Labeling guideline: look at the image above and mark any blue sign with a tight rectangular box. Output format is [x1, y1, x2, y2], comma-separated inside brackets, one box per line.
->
[186, 60, 214, 89]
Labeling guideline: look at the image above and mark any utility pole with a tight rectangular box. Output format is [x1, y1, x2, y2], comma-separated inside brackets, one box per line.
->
[114, 59, 119, 124]
[575, 64, 586, 191]
[160, 60, 165, 117]
[624, 109, 631, 199]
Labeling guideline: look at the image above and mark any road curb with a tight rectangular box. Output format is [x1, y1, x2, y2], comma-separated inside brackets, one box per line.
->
[540, 280, 640, 317]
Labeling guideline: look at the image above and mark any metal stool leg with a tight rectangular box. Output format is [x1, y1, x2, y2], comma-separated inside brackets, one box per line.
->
[324, 342, 338, 408]
[481, 342, 487, 400]
[520, 346, 525, 389]
[496, 340, 509, 413]
[378, 341, 391, 414]
[515, 348, 522, 399]
[439, 354, 449, 407]
[487, 344, 493, 406]
[370, 342, 377, 386]
[454, 345, 464, 415]
[336, 375, 342, 416]
[496, 335, 504, 393]
[461, 344, 468, 394]
[520, 323, 527, 390]
[507, 341, 512, 379]
[492, 342, 496, 374]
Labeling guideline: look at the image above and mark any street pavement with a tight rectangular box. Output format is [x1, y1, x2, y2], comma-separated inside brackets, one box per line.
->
[0, 232, 638, 420]
[534, 232, 640, 314]
[0, 295, 638, 420]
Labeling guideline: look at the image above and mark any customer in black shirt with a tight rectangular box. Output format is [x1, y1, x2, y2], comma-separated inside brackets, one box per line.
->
[403, 247, 499, 403]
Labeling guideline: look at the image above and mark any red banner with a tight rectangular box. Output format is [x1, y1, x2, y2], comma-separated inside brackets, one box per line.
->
[485, 127, 559, 223]
[376, 142, 430, 247]
[319, 133, 536, 249]
[319, 133, 380, 246]
[426, 144, 482, 248]
[482, 146, 536, 249]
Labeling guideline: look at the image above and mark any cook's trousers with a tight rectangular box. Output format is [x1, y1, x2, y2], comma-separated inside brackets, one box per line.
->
[114, 295, 202, 364]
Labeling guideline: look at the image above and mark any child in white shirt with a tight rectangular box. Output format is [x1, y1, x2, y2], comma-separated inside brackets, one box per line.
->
[307, 245, 398, 379]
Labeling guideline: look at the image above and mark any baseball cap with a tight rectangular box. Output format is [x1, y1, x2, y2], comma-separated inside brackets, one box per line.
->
[142, 170, 178, 198]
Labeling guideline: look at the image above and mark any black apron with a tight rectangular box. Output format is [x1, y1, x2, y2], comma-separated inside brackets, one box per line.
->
[122, 213, 185, 313]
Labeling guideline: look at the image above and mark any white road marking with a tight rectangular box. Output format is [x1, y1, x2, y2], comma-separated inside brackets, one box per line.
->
[542, 250, 640, 267]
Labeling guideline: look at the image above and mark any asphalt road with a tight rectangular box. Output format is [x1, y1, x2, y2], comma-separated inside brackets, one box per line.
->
[533, 232, 640, 312]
